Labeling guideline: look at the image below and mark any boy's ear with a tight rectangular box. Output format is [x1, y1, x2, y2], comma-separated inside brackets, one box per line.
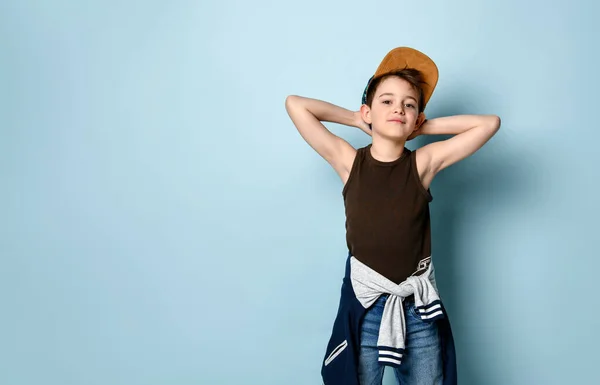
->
[360, 104, 372, 124]
[415, 112, 427, 128]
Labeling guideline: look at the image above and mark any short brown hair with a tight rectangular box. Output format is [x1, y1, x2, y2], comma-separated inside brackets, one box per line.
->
[364, 68, 428, 113]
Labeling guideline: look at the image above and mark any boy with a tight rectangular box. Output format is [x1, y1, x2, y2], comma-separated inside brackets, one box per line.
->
[285, 47, 500, 385]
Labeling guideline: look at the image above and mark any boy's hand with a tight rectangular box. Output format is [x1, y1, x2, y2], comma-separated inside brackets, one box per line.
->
[353, 111, 372, 136]
[407, 114, 428, 140]
[407, 128, 422, 140]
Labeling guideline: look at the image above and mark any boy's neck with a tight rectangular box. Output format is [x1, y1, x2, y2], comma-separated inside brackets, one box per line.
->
[369, 137, 407, 162]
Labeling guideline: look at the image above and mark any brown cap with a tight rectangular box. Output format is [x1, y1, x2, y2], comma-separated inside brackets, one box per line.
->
[362, 47, 439, 110]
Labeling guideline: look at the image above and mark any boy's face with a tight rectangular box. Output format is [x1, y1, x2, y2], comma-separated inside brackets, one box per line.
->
[362, 76, 420, 140]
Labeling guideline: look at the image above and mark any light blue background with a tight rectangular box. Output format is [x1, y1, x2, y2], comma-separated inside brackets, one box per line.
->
[2, 1, 598, 384]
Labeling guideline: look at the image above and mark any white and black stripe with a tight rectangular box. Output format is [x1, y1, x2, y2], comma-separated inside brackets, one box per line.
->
[414, 300, 444, 321]
[378, 346, 405, 367]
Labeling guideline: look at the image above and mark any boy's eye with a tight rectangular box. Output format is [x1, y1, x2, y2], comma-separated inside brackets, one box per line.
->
[405, 103, 415, 108]
[382, 100, 392, 104]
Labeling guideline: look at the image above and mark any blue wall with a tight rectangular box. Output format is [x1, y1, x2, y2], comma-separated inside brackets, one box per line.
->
[2, 1, 598, 384]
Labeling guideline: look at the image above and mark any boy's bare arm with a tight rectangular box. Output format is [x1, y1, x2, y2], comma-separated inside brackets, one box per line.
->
[285, 95, 368, 183]
[414, 114, 501, 187]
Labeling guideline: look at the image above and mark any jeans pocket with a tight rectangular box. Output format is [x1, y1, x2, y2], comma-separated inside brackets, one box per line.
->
[406, 302, 424, 322]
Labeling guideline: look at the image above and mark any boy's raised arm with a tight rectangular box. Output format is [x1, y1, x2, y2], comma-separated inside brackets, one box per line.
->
[414, 114, 501, 187]
[285, 95, 367, 183]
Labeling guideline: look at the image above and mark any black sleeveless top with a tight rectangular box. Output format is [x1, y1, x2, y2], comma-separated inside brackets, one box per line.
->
[342, 144, 433, 284]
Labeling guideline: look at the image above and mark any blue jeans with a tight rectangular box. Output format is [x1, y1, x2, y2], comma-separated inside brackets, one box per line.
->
[358, 295, 443, 385]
